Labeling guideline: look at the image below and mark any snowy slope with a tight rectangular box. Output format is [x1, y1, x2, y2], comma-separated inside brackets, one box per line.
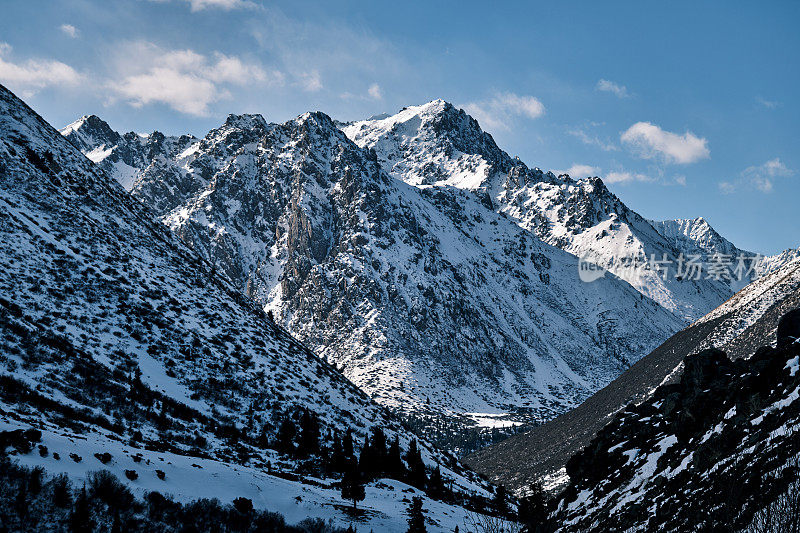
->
[342, 101, 747, 322]
[2, 420, 492, 533]
[0, 84, 496, 531]
[550, 310, 800, 532]
[694, 255, 800, 354]
[61, 114, 200, 203]
[756, 247, 800, 278]
[61, 109, 684, 430]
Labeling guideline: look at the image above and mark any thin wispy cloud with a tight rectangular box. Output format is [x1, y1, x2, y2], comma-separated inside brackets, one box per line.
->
[719, 158, 793, 194]
[341, 83, 384, 102]
[368, 83, 382, 100]
[596, 79, 629, 98]
[60, 24, 79, 38]
[621, 122, 709, 164]
[107, 42, 280, 116]
[464, 92, 544, 132]
[756, 96, 781, 109]
[605, 170, 653, 184]
[154, 0, 257, 12]
[297, 70, 322, 92]
[248, 7, 410, 105]
[555, 164, 600, 179]
[567, 126, 618, 152]
[0, 43, 83, 96]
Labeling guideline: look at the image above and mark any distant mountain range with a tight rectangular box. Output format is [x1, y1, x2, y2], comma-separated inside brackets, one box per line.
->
[3, 80, 799, 531]
[342, 103, 750, 320]
[60, 100, 797, 434]
[465, 252, 800, 494]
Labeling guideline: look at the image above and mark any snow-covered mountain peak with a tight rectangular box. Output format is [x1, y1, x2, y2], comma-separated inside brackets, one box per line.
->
[59, 114, 122, 162]
[342, 100, 522, 189]
[61, 113, 118, 141]
[342, 103, 754, 321]
[197, 113, 268, 154]
[222, 112, 267, 130]
[648, 216, 747, 259]
[292, 110, 354, 143]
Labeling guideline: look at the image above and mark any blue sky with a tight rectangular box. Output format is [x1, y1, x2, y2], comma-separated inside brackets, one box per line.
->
[1, 0, 797, 254]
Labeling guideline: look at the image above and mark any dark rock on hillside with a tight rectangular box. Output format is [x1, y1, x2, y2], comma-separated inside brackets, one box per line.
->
[463, 317, 725, 491]
[550, 309, 800, 531]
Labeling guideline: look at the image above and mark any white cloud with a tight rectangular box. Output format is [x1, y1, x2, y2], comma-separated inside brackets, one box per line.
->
[298, 70, 322, 92]
[567, 126, 618, 152]
[107, 42, 280, 116]
[464, 92, 545, 132]
[0, 43, 82, 95]
[556, 164, 601, 178]
[60, 24, 79, 38]
[756, 96, 780, 109]
[189, 0, 252, 9]
[207, 53, 272, 84]
[621, 121, 709, 164]
[596, 79, 629, 98]
[111, 69, 219, 116]
[340, 83, 385, 102]
[368, 83, 382, 100]
[154, 0, 256, 11]
[497, 93, 545, 119]
[720, 158, 793, 193]
[605, 170, 653, 184]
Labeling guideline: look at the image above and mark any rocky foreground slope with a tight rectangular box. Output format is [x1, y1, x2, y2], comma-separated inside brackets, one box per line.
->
[549, 309, 800, 532]
[60, 106, 685, 430]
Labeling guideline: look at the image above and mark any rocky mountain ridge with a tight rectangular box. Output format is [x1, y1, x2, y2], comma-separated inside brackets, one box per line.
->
[465, 254, 800, 493]
[342, 102, 794, 321]
[61, 104, 685, 432]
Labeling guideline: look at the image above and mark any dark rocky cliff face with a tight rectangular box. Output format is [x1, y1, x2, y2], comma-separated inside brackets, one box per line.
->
[550, 309, 800, 532]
